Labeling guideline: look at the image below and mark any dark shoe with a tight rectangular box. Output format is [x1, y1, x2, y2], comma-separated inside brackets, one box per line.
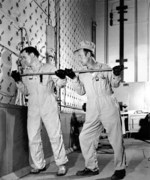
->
[76, 167, 99, 176]
[111, 169, 126, 180]
[30, 166, 47, 174]
[56, 165, 67, 176]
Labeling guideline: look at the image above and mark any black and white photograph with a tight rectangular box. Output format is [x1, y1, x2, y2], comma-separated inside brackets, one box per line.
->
[0, 0, 150, 180]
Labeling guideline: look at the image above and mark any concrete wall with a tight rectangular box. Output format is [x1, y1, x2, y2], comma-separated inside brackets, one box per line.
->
[57, 0, 96, 112]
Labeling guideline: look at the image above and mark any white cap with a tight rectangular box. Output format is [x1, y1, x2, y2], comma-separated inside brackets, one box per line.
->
[74, 41, 95, 54]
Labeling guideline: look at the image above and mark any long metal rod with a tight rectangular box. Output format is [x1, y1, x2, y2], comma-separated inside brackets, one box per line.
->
[0, 43, 46, 60]
[0, 43, 19, 57]
[33, 0, 48, 16]
[21, 68, 113, 76]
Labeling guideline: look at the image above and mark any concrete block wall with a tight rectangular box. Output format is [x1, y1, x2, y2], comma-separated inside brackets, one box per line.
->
[0, 0, 55, 104]
[0, 0, 96, 112]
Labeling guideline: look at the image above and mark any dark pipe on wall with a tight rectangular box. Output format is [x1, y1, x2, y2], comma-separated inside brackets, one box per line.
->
[104, 0, 108, 64]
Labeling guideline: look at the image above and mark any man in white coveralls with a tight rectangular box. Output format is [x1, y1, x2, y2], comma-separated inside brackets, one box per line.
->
[11, 46, 68, 176]
[65, 41, 126, 180]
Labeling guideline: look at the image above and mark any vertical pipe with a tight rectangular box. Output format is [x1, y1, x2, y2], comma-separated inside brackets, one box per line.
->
[56, 0, 61, 70]
[104, 0, 108, 64]
[55, 0, 61, 111]
[19, 27, 24, 50]
[46, 0, 50, 63]
[119, 0, 124, 65]
[119, 0, 124, 81]
[48, 0, 50, 25]
[54, 0, 57, 67]
[134, 0, 138, 82]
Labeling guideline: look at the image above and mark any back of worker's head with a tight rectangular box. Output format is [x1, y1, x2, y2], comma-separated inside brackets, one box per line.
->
[20, 46, 40, 58]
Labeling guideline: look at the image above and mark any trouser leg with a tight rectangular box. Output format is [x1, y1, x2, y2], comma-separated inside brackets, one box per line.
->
[79, 118, 103, 170]
[106, 117, 126, 170]
[100, 97, 126, 170]
[43, 108, 68, 166]
[27, 112, 46, 169]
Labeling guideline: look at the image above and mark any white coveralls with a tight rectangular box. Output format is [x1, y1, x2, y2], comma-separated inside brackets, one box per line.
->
[73, 63, 126, 171]
[16, 63, 68, 169]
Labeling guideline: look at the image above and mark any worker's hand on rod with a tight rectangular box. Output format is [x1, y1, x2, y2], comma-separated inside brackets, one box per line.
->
[113, 65, 124, 76]
[11, 70, 22, 83]
[55, 69, 66, 79]
[65, 68, 76, 79]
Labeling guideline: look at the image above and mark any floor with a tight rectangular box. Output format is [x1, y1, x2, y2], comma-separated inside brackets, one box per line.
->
[20, 138, 150, 180]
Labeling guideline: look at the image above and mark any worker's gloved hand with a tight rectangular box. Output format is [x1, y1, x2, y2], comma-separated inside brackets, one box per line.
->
[113, 65, 124, 76]
[11, 70, 21, 83]
[65, 68, 76, 79]
[55, 69, 66, 79]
